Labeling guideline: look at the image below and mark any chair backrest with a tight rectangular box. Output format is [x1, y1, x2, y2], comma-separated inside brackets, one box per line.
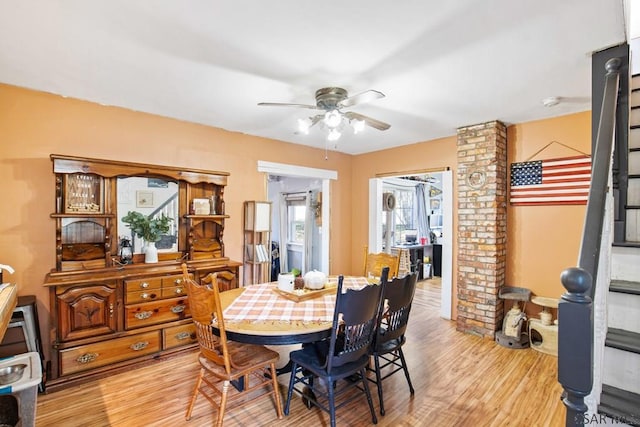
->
[363, 245, 400, 279]
[375, 271, 418, 350]
[181, 263, 232, 374]
[326, 268, 389, 371]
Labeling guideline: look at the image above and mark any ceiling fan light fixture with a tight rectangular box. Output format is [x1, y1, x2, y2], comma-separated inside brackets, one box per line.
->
[297, 118, 311, 134]
[324, 110, 342, 128]
[327, 129, 341, 142]
[352, 119, 365, 134]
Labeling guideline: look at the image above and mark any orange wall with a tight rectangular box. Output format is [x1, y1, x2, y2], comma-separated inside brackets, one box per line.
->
[0, 84, 355, 354]
[506, 112, 591, 306]
[350, 135, 458, 285]
[0, 83, 591, 355]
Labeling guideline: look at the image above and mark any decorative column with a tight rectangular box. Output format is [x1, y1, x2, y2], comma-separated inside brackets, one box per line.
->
[456, 121, 507, 338]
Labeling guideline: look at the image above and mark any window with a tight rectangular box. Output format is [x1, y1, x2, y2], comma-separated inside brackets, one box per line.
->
[287, 203, 306, 244]
[382, 187, 415, 246]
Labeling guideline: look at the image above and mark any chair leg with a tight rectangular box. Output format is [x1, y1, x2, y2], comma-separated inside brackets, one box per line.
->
[398, 348, 415, 394]
[269, 362, 283, 419]
[217, 381, 230, 427]
[373, 353, 385, 416]
[185, 368, 204, 420]
[360, 367, 378, 425]
[284, 362, 298, 415]
[327, 376, 336, 427]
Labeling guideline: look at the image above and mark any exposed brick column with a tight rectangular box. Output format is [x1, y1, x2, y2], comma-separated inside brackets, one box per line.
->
[456, 121, 507, 338]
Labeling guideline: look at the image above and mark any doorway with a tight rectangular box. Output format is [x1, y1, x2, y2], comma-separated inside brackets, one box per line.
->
[257, 161, 336, 276]
[368, 170, 453, 319]
[273, 188, 322, 276]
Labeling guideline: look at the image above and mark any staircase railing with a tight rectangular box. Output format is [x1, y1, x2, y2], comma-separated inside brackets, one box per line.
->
[558, 58, 621, 426]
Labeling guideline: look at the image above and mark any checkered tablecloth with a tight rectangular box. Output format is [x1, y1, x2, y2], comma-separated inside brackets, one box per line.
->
[222, 276, 370, 324]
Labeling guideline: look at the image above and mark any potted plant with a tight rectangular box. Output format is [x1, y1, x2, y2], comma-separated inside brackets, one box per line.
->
[121, 211, 173, 263]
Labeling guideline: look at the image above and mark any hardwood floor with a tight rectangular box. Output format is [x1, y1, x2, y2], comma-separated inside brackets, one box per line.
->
[35, 279, 565, 426]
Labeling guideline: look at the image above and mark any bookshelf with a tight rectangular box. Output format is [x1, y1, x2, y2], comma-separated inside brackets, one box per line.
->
[243, 201, 272, 285]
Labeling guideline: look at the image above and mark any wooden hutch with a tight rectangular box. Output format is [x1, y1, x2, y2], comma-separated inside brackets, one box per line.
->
[44, 155, 241, 391]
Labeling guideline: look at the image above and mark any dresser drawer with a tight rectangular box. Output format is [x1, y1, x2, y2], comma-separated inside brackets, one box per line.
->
[125, 297, 190, 329]
[60, 331, 161, 376]
[162, 274, 187, 298]
[163, 323, 197, 349]
[125, 277, 163, 304]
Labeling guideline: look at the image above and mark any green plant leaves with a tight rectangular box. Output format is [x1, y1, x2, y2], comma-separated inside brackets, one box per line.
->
[121, 211, 173, 242]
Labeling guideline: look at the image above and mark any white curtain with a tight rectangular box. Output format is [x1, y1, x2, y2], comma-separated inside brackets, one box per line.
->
[415, 183, 431, 244]
[278, 193, 288, 273]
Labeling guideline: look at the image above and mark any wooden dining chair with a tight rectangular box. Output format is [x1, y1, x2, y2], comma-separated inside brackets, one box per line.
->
[363, 245, 400, 279]
[284, 269, 388, 427]
[181, 264, 283, 427]
[366, 271, 418, 415]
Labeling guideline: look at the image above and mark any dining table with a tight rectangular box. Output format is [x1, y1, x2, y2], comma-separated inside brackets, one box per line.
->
[215, 276, 372, 346]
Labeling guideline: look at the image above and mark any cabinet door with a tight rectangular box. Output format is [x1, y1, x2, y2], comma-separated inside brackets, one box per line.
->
[56, 283, 118, 342]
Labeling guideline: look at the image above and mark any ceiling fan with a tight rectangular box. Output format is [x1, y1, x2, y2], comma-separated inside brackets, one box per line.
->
[258, 87, 391, 138]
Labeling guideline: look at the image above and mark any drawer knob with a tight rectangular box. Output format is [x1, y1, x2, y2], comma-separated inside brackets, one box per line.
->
[140, 282, 149, 289]
[175, 331, 191, 340]
[77, 353, 99, 364]
[174, 278, 183, 285]
[171, 304, 186, 314]
[134, 311, 153, 320]
[130, 341, 149, 351]
[174, 287, 183, 294]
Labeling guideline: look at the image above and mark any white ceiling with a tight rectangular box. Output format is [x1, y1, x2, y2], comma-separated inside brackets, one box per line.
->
[0, 1, 630, 155]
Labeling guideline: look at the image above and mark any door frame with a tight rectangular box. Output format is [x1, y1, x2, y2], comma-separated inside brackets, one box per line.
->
[257, 161, 337, 274]
[368, 170, 453, 319]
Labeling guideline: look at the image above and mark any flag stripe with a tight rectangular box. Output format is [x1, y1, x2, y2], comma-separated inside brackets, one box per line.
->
[510, 155, 591, 206]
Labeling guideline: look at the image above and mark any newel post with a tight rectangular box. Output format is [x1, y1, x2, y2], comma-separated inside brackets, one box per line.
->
[558, 267, 593, 426]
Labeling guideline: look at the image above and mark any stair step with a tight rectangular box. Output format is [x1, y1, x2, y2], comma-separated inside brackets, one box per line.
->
[631, 150, 640, 174]
[603, 345, 640, 394]
[632, 127, 640, 150]
[605, 328, 640, 354]
[627, 210, 640, 243]
[611, 280, 640, 295]
[633, 108, 640, 127]
[608, 291, 640, 334]
[613, 241, 640, 248]
[599, 384, 640, 426]
[611, 246, 640, 280]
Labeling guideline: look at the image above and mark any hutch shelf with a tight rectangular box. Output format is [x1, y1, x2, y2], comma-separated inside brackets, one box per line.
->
[44, 155, 241, 391]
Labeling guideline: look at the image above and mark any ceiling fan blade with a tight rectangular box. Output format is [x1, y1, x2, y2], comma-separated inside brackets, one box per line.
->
[338, 90, 385, 108]
[344, 111, 391, 131]
[258, 102, 319, 110]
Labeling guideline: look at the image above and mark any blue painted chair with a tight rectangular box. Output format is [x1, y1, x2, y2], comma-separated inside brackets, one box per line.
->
[367, 271, 418, 415]
[284, 269, 388, 427]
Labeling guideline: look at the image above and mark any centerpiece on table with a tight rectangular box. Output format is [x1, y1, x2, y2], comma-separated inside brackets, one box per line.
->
[121, 211, 173, 263]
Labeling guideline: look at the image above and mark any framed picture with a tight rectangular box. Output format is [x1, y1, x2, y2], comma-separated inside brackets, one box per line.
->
[430, 198, 441, 211]
[136, 191, 154, 208]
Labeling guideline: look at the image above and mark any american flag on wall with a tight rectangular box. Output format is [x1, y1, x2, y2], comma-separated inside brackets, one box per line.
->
[509, 155, 592, 206]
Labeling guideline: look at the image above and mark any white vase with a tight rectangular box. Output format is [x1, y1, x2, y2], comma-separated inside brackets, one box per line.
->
[145, 241, 158, 263]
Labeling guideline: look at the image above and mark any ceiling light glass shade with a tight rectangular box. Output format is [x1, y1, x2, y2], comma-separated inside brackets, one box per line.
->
[324, 110, 342, 128]
[297, 118, 311, 134]
[352, 119, 365, 134]
[327, 129, 341, 142]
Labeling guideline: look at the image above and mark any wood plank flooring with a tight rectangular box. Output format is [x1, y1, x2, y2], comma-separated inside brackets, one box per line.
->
[35, 279, 565, 426]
